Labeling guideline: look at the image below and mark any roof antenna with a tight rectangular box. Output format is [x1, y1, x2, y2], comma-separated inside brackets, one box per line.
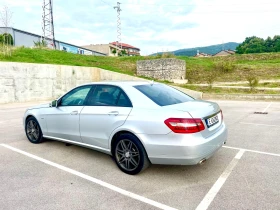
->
[151, 80, 154, 86]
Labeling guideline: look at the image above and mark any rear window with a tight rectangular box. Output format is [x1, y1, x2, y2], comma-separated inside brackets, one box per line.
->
[134, 84, 194, 106]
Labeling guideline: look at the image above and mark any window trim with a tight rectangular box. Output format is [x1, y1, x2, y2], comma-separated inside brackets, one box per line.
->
[85, 84, 133, 107]
[133, 84, 194, 107]
[57, 85, 95, 107]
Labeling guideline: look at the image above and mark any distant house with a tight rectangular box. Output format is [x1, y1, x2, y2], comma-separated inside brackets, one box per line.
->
[0, 27, 106, 56]
[194, 50, 211, 57]
[82, 42, 140, 57]
[194, 52, 212, 57]
[213, 50, 235, 56]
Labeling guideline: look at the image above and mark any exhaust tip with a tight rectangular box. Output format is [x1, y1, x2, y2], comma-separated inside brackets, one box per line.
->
[199, 158, 206, 165]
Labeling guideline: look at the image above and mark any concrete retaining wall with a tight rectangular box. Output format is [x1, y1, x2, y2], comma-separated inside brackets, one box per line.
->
[137, 58, 186, 81]
[0, 62, 201, 104]
[0, 62, 99, 103]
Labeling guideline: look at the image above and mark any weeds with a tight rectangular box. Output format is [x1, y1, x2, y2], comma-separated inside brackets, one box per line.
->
[34, 40, 48, 48]
[0, 43, 13, 57]
[206, 71, 218, 89]
[246, 75, 259, 91]
[213, 61, 235, 73]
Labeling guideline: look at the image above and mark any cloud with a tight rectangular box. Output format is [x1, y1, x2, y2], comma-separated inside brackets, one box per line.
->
[1, 0, 280, 55]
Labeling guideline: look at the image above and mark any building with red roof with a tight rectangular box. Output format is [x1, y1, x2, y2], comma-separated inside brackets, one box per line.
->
[82, 42, 140, 57]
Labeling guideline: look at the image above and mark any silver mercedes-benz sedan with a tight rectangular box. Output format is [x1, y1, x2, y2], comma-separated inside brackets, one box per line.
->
[23, 81, 227, 175]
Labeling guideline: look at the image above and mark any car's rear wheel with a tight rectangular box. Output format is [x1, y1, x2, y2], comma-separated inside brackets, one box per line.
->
[25, 117, 43, 144]
[113, 133, 150, 175]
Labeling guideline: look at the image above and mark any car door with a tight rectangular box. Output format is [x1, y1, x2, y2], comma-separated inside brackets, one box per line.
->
[45, 85, 93, 142]
[80, 85, 132, 149]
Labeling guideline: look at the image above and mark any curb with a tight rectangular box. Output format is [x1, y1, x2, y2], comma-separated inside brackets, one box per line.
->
[203, 94, 280, 101]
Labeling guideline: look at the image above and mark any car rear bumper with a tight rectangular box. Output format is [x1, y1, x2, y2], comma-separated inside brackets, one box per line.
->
[137, 122, 227, 165]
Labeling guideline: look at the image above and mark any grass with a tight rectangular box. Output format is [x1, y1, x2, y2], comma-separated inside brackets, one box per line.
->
[0, 47, 150, 76]
[181, 54, 280, 83]
[1, 47, 280, 95]
[262, 82, 280, 88]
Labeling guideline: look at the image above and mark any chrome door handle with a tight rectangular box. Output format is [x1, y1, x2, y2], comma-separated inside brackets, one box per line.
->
[70, 111, 78, 115]
[108, 111, 119, 116]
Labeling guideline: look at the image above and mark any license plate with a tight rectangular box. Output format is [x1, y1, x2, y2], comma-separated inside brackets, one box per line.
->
[206, 114, 219, 128]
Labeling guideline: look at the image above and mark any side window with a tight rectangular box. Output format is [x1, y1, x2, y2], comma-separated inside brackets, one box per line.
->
[86, 85, 132, 107]
[116, 92, 132, 107]
[60, 86, 92, 106]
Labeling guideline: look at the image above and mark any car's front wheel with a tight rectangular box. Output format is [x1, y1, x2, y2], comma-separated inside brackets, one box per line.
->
[25, 116, 43, 144]
[113, 133, 150, 175]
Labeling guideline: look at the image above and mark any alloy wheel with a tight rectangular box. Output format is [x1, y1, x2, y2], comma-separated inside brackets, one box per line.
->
[26, 120, 40, 141]
[115, 139, 140, 171]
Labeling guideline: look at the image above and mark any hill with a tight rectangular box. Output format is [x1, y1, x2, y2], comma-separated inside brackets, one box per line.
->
[172, 42, 240, 56]
[151, 42, 239, 56]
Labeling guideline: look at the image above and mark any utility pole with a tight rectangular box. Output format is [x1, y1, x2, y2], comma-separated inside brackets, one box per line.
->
[114, 2, 122, 51]
[42, 0, 56, 49]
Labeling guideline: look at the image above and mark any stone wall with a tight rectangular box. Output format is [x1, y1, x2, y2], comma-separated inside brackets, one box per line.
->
[0, 62, 201, 104]
[137, 58, 186, 81]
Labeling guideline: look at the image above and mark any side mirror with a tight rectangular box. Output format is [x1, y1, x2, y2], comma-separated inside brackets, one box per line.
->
[50, 100, 58, 107]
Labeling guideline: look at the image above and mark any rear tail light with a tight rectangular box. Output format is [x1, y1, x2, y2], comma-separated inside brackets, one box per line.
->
[164, 118, 205, 134]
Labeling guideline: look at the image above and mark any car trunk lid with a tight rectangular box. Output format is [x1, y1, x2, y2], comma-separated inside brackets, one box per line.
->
[163, 100, 223, 137]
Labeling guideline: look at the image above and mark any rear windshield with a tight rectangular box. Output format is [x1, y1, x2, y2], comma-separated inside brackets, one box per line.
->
[134, 84, 194, 106]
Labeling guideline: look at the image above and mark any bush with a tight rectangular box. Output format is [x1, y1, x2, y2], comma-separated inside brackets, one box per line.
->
[34, 40, 48, 48]
[246, 75, 259, 91]
[213, 61, 235, 73]
[185, 69, 196, 84]
[117, 49, 127, 56]
[161, 52, 175, 58]
[206, 71, 218, 89]
[112, 48, 117, 55]
[153, 52, 176, 59]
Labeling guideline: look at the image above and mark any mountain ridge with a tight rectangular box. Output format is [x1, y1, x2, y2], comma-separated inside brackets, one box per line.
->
[153, 42, 240, 56]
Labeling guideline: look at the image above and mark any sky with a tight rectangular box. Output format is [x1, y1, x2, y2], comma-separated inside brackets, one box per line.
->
[0, 0, 280, 55]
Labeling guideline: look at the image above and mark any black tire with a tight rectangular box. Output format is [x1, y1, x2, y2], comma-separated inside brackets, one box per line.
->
[113, 133, 150, 175]
[25, 116, 43, 144]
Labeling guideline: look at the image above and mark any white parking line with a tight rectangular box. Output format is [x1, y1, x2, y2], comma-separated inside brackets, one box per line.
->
[0, 144, 177, 210]
[195, 149, 245, 210]
[262, 102, 272, 112]
[223, 145, 280, 157]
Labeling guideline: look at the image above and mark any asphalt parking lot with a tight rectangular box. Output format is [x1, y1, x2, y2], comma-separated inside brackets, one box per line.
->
[0, 100, 279, 210]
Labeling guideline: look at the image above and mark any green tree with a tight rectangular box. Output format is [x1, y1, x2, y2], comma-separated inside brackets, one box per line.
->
[237, 35, 280, 54]
[246, 37, 265, 53]
[121, 49, 127, 56]
[272, 35, 280, 52]
[112, 48, 117, 55]
[0, 34, 4, 43]
[118, 49, 127, 56]
[264, 36, 274, 52]
[1, 33, 13, 45]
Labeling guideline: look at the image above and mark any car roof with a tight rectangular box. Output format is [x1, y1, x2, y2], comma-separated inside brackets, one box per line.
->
[80, 80, 155, 87]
